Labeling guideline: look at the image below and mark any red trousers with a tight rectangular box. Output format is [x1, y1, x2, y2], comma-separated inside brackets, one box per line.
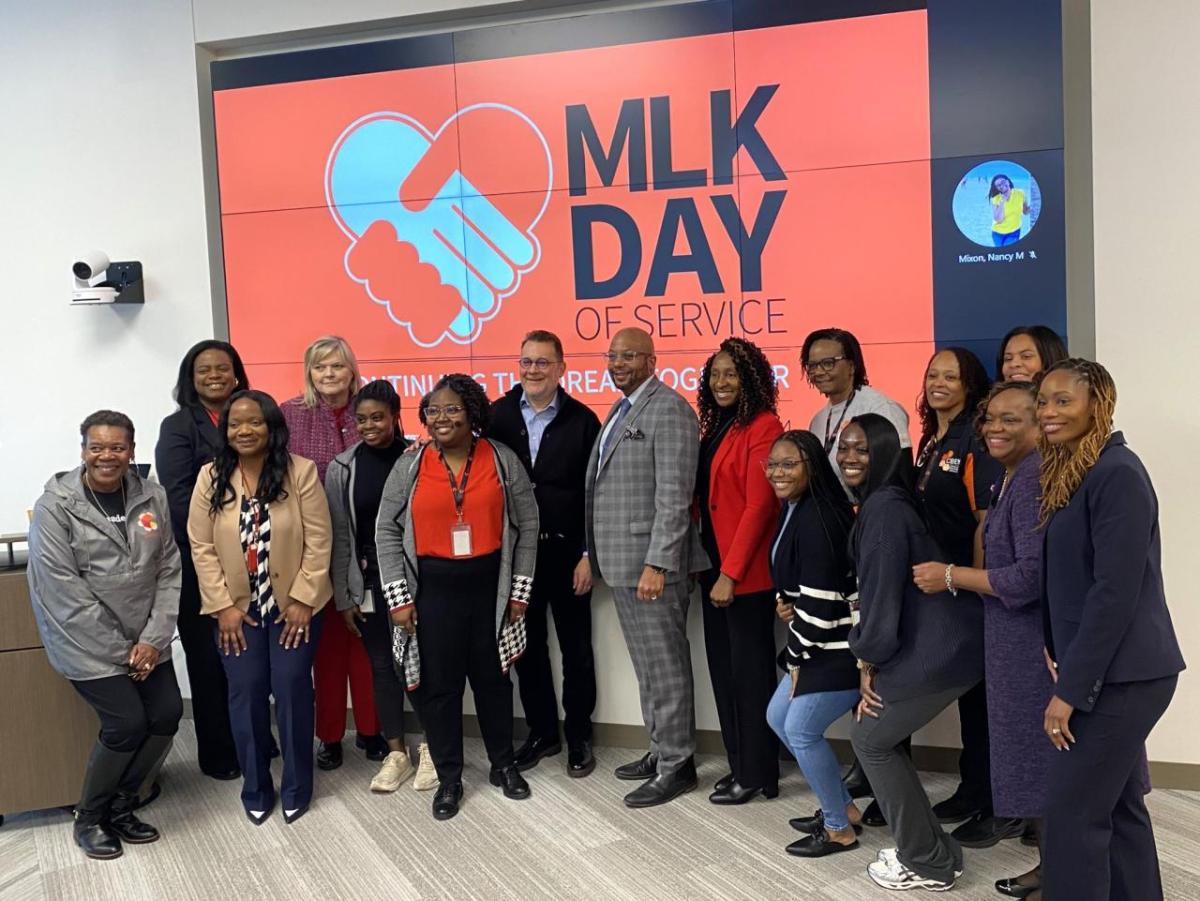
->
[314, 607, 380, 741]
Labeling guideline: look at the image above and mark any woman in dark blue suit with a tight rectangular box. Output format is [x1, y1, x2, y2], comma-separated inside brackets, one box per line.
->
[1037, 359, 1185, 901]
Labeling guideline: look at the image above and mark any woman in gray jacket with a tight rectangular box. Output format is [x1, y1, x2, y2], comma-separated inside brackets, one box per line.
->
[27, 411, 182, 860]
[376, 374, 539, 821]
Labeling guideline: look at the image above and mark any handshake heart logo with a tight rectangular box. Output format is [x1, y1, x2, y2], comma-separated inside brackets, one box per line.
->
[325, 103, 552, 347]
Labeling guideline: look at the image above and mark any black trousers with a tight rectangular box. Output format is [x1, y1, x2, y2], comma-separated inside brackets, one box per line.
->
[415, 553, 515, 785]
[176, 555, 239, 774]
[1042, 676, 1176, 901]
[514, 537, 596, 745]
[71, 662, 183, 752]
[359, 575, 416, 742]
[954, 678, 994, 812]
[700, 572, 780, 790]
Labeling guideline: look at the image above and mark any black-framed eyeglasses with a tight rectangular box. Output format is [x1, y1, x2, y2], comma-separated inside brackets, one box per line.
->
[603, 351, 650, 364]
[518, 357, 559, 371]
[804, 355, 846, 374]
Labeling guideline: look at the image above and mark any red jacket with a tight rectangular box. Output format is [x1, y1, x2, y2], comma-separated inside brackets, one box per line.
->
[699, 411, 783, 594]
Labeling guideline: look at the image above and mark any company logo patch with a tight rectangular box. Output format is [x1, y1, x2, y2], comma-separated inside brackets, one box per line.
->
[325, 104, 552, 347]
[138, 512, 158, 532]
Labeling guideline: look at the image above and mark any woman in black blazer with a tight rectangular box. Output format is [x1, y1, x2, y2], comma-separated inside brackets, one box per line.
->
[154, 339, 250, 780]
[1037, 359, 1184, 901]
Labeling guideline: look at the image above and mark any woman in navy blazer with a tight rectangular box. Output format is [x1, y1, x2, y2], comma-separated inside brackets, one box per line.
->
[1037, 359, 1185, 901]
[694, 337, 784, 804]
[154, 339, 251, 780]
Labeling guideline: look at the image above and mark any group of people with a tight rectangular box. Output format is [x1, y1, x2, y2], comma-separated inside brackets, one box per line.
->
[26, 323, 1184, 900]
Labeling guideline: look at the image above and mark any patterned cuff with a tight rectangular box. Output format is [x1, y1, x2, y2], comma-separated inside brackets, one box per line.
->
[382, 578, 414, 611]
[509, 573, 533, 607]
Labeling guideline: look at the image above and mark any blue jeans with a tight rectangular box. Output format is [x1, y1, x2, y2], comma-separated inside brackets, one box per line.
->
[766, 675, 860, 830]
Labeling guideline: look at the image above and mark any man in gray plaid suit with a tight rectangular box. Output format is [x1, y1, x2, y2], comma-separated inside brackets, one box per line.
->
[584, 327, 707, 808]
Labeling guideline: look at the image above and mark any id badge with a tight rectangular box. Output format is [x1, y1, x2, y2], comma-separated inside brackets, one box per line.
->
[451, 522, 473, 557]
[360, 588, 376, 614]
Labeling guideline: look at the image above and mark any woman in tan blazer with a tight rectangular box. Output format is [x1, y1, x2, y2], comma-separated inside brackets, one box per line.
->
[188, 390, 332, 826]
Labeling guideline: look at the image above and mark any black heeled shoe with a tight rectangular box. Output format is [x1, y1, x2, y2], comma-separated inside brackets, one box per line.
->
[995, 877, 1040, 899]
[282, 804, 310, 825]
[708, 781, 779, 805]
[861, 799, 887, 827]
[713, 772, 735, 793]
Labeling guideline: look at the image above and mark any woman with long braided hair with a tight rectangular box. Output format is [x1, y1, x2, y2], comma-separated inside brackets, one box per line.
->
[694, 336, 784, 804]
[1037, 359, 1184, 901]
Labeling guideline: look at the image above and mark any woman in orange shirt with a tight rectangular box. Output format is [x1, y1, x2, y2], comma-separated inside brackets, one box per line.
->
[375, 374, 540, 821]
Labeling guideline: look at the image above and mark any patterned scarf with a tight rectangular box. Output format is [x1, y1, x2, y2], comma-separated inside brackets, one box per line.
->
[239, 494, 274, 621]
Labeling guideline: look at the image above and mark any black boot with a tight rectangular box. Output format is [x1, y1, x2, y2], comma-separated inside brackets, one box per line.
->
[110, 734, 173, 844]
[74, 742, 135, 860]
[109, 793, 160, 844]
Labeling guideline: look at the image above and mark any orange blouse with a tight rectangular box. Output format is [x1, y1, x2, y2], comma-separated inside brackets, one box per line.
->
[411, 441, 504, 559]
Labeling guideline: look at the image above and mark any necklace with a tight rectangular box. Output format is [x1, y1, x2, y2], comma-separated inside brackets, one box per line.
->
[84, 471, 127, 521]
[997, 469, 1013, 501]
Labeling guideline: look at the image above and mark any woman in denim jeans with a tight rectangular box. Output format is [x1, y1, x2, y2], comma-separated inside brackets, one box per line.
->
[763, 430, 863, 858]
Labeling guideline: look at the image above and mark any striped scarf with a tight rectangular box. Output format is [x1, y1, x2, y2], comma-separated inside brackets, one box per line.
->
[239, 494, 274, 621]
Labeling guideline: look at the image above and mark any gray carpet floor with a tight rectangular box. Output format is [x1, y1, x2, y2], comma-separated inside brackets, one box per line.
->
[2, 718, 1198, 900]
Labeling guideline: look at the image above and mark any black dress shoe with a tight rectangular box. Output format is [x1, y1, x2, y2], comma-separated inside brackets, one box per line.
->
[931, 791, 981, 824]
[624, 759, 697, 808]
[995, 876, 1039, 899]
[204, 767, 242, 782]
[489, 765, 532, 799]
[513, 736, 563, 772]
[567, 741, 595, 778]
[861, 799, 887, 827]
[614, 752, 658, 781]
[713, 772, 735, 793]
[709, 781, 779, 805]
[841, 759, 873, 800]
[108, 794, 160, 844]
[357, 734, 389, 761]
[786, 830, 859, 858]
[789, 809, 863, 836]
[433, 782, 464, 820]
[316, 741, 343, 771]
[952, 813, 1025, 848]
[74, 820, 122, 860]
[282, 804, 310, 825]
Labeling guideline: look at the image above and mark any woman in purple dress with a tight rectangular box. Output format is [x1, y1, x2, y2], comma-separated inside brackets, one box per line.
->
[913, 381, 1052, 900]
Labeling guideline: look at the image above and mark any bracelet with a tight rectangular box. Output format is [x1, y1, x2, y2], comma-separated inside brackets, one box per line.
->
[944, 564, 958, 596]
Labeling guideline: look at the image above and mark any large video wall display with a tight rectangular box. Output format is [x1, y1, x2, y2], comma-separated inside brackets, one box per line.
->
[211, 0, 1067, 433]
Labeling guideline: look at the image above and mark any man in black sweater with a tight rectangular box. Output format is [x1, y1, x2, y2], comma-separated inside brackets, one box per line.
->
[489, 330, 602, 777]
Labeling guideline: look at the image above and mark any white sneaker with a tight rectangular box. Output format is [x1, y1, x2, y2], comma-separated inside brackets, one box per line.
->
[867, 854, 955, 892]
[413, 742, 440, 792]
[370, 751, 414, 793]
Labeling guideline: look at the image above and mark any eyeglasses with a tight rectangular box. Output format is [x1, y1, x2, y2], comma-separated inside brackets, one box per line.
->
[603, 351, 650, 365]
[518, 357, 559, 371]
[425, 405, 464, 419]
[760, 459, 803, 474]
[804, 355, 846, 374]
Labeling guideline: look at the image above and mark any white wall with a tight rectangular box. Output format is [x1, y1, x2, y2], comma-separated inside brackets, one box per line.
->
[1090, 0, 1199, 766]
[0, 0, 212, 531]
[2, 0, 1193, 762]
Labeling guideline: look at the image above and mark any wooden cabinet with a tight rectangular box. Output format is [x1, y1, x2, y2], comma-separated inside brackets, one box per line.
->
[0, 568, 101, 818]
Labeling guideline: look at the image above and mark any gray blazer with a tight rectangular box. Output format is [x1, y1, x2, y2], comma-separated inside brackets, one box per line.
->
[375, 439, 539, 632]
[325, 445, 367, 612]
[27, 467, 181, 681]
[585, 376, 707, 587]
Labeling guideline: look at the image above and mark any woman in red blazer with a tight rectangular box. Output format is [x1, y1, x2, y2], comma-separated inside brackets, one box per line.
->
[695, 337, 784, 804]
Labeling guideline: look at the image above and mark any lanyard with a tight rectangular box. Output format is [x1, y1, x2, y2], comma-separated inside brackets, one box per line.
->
[823, 389, 856, 454]
[439, 441, 476, 521]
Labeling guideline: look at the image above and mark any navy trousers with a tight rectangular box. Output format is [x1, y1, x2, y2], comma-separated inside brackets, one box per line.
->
[1042, 675, 1177, 901]
[219, 610, 322, 812]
